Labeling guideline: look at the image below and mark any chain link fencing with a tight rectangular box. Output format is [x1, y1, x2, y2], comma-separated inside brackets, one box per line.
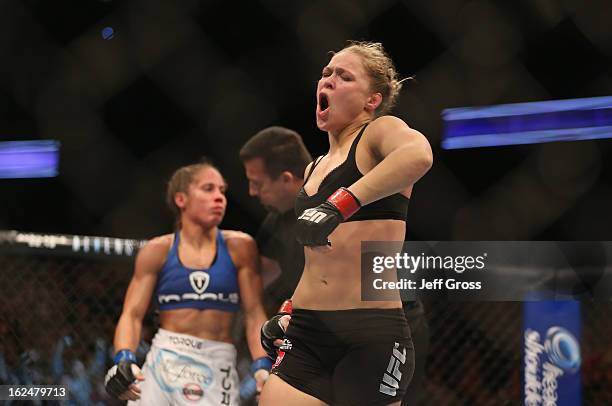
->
[1, 231, 611, 405]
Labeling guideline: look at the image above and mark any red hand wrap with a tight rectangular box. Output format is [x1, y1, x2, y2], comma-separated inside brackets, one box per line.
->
[327, 188, 361, 220]
[278, 299, 293, 315]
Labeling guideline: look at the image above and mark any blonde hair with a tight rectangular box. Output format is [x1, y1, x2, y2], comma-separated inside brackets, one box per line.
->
[337, 41, 405, 117]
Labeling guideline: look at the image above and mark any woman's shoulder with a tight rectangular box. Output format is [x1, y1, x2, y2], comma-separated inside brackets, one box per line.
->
[222, 229, 253, 240]
[364, 115, 426, 145]
[367, 115, 410, 133]
[138, 234, 173, 258]
[148, 233, 174, 248]
[222, 230, 256, 249]
[134, 234, 173, 271]
[221, 230, 257, 267]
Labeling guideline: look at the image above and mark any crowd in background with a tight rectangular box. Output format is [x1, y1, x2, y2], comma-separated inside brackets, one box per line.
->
[1, 256, 611, 404]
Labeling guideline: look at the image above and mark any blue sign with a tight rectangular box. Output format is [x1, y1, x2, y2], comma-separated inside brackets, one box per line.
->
[523, 301, 582, 406]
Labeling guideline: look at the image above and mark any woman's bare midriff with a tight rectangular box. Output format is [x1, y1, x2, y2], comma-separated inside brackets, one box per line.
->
[159, 308, 235, 343]
[291, 219, 405, 310]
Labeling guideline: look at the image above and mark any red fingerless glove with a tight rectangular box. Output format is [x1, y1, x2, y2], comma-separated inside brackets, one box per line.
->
[278, 299, 293, 315]
[327, 187, 361, 220]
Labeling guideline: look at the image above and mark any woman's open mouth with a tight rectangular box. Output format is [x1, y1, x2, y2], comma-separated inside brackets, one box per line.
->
[319, 93, 330, 112]
[317, 93, 330, 120]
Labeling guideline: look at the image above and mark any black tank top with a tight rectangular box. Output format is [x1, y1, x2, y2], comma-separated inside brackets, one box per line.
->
[295, 124, 409, 222]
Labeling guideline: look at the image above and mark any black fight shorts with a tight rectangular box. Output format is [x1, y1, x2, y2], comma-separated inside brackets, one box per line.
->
[271, 308, 415, 406]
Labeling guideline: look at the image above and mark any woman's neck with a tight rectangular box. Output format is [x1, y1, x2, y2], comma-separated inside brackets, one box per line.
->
[179, 222, 217, 248]
[327, 117, 371, 153]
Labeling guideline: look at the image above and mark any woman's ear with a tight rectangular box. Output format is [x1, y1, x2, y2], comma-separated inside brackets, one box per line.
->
[174, 192, 187, 209]
[365, 92, 383, 113]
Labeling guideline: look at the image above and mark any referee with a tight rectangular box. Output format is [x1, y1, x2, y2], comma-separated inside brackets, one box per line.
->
[239, 127, 312, 315]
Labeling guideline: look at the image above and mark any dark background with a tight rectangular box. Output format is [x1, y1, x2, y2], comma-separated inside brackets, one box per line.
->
[1, 0, 612, 241]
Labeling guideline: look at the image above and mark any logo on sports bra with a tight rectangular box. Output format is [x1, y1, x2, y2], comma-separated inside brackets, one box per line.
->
[189, 271, 210, 294]
[158, 270, 239, 305]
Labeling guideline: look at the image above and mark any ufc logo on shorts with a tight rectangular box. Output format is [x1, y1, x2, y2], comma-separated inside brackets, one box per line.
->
[298, 208, 327, 223]
[379, 342, 406, 396]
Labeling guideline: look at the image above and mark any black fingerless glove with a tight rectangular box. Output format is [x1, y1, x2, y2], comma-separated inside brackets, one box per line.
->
[104, 350, 137, 398]
[260, 300, 292, 360]
[296, 187, 361, 246]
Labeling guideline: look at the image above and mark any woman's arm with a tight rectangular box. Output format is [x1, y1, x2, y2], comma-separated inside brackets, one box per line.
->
[105, 236, 167, 401]
[113, 237, 166, 352]
[228, 232, 268, 360]
[348, 115, 433, 205]
[228, 231, 270, 393]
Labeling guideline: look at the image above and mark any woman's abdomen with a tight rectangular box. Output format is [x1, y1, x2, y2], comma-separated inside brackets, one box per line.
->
[292, 219, 405, 310]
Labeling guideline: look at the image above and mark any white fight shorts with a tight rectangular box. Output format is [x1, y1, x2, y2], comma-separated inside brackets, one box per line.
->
[128, 328, 239, 406]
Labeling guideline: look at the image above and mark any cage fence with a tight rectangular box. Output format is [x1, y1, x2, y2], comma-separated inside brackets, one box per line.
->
[1, 230, 611, 405]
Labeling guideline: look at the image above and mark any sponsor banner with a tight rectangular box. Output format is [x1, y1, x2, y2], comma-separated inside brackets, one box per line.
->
[523, 301, 581, 406]
[361, 241, 612, 301]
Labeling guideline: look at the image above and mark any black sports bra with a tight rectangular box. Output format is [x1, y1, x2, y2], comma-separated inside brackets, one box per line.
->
[295, 124, 409, 222]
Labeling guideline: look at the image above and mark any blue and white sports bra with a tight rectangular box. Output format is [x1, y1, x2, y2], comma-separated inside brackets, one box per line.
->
[156, 230, 240, 312]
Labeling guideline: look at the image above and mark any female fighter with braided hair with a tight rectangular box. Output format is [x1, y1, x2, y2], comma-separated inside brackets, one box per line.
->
[104, 160, 269, 405]
[259, 42, 433, 406]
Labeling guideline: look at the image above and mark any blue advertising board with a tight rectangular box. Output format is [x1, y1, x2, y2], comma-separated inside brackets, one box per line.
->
[523, 301, 581, 406]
